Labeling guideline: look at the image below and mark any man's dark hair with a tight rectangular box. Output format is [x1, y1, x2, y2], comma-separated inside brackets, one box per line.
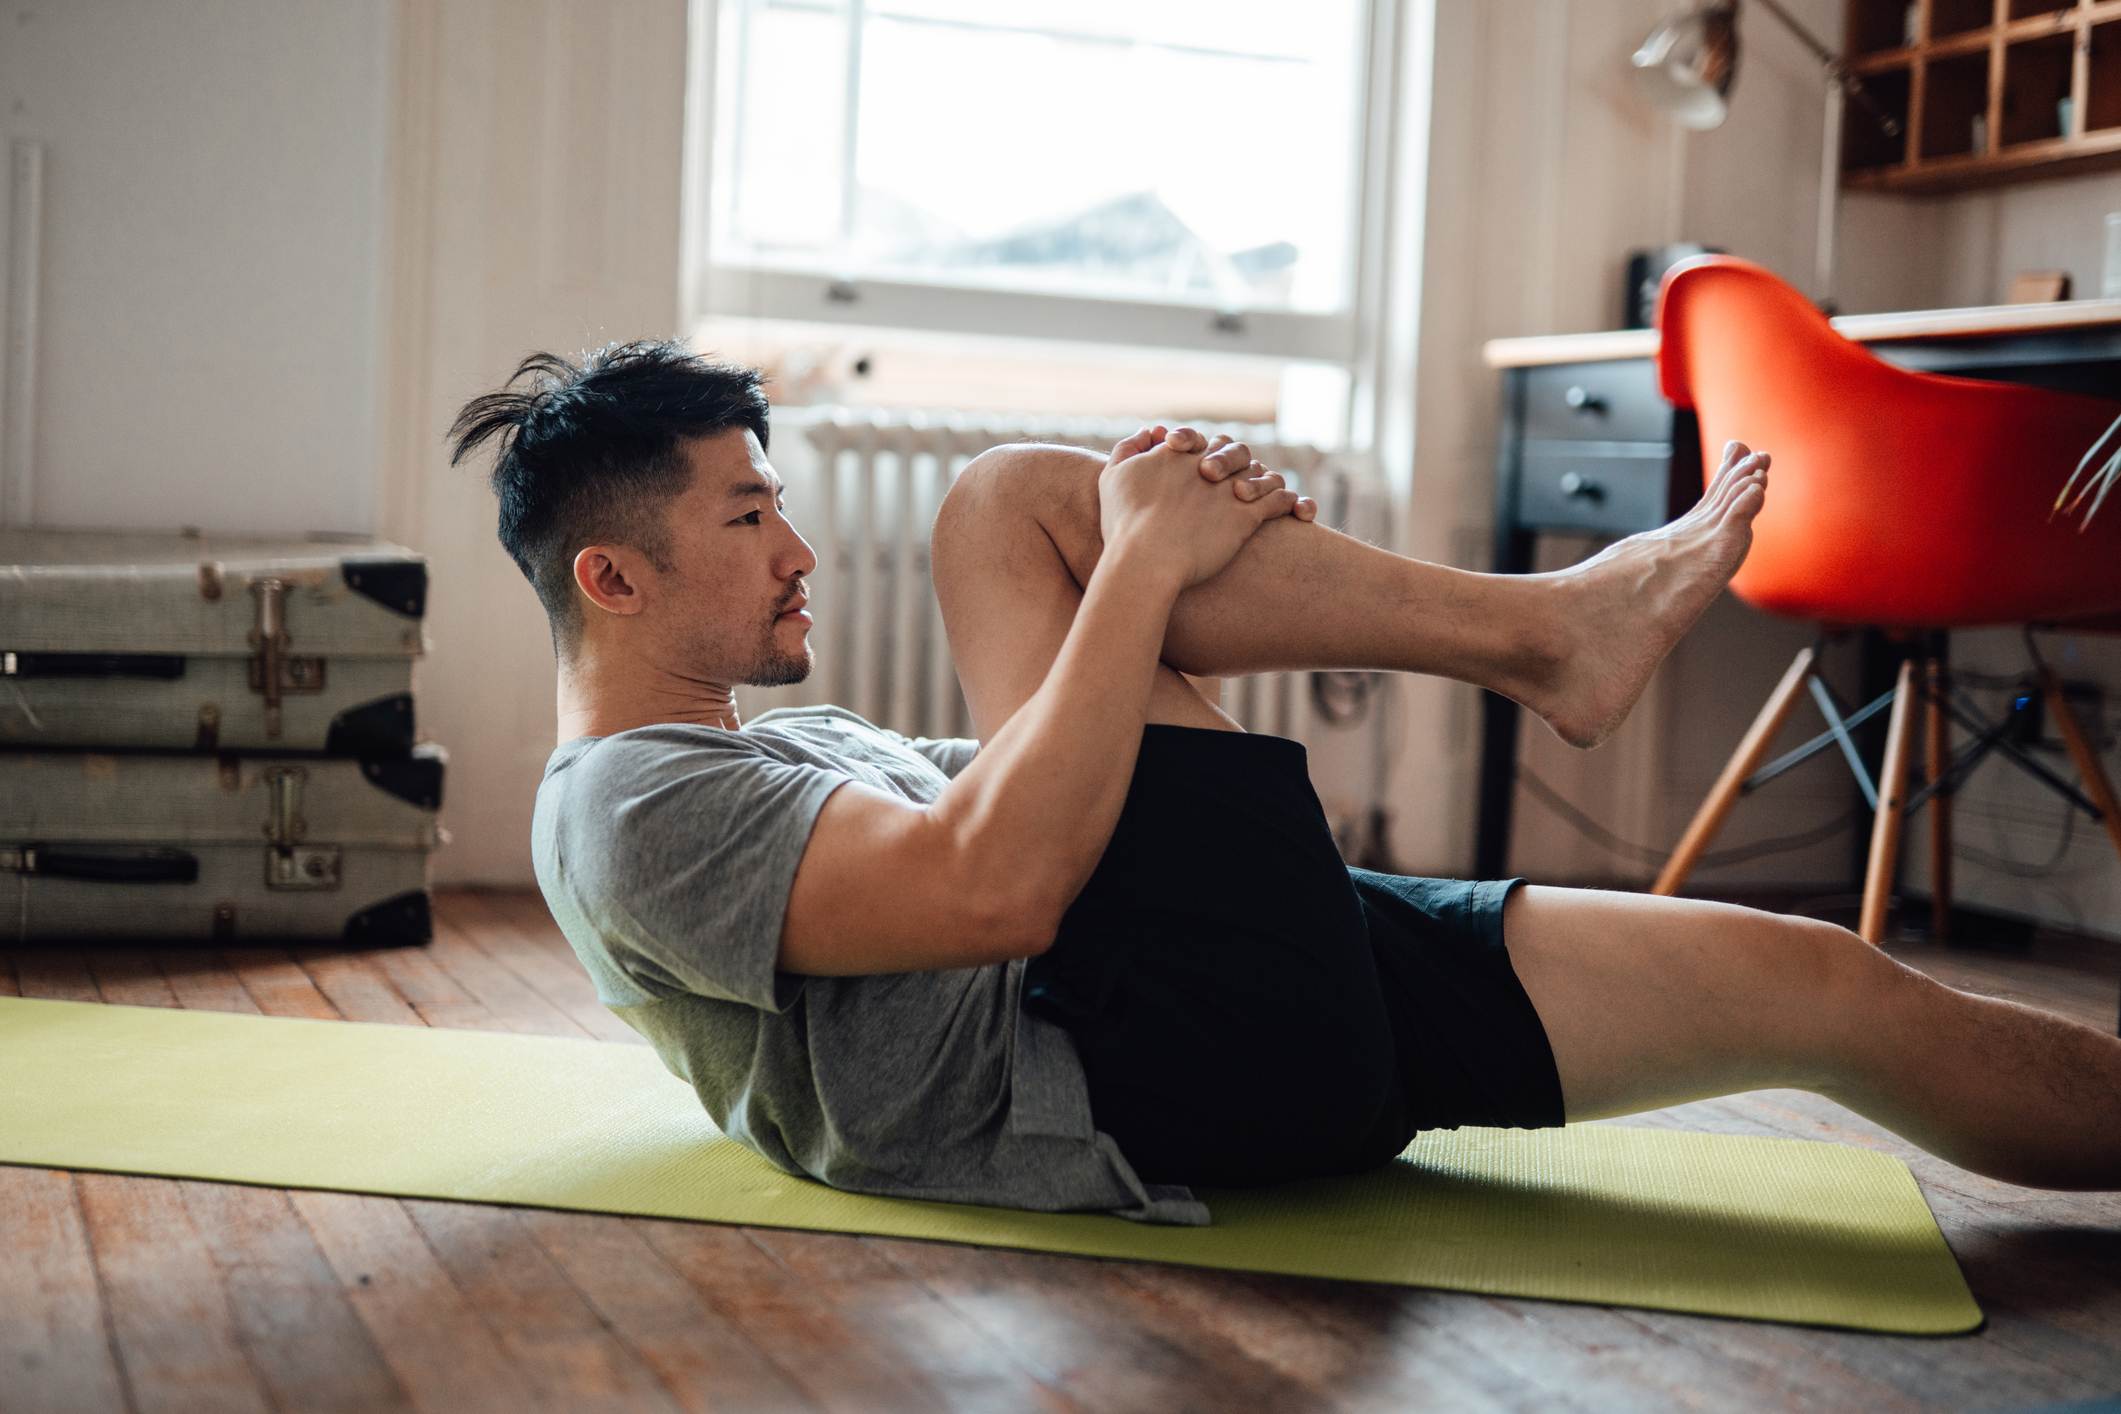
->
[448, 339, 772, 655]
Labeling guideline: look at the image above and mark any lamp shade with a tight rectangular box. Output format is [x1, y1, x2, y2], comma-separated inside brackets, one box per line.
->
[1632, 2, 1741, 131]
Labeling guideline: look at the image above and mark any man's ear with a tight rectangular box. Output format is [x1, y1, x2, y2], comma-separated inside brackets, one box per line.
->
[572, 545, 651, 619]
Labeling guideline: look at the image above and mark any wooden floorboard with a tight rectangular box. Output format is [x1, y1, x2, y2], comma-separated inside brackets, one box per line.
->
[0, 1166, 131, 1414]
[2, 887, 2117, 1412]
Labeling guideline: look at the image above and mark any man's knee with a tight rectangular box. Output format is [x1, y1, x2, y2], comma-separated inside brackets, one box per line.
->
[1776, 912, 1925, 1089]
[1506, 888, 1913, 1117]
[1796, 913, 1952, 1086]
[936, 443, 1103, 587]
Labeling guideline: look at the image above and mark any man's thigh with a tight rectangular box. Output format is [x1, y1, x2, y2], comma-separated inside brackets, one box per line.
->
[1499, 886, 1904, 1122]
[931, 444, 1235, 743]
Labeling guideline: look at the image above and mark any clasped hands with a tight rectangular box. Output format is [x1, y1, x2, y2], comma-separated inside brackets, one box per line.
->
[1113, 424, 1320, 522]
[1095, 422, 1319, 593]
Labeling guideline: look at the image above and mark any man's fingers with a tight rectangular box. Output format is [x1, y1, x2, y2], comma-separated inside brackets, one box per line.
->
[1252, 487, 1304, 521]
[1201, 441, 1255, 481]
[1239, 476, 1315, 523]
[1108, 427, 1157, 463]
[1165, 425, 1207, 453]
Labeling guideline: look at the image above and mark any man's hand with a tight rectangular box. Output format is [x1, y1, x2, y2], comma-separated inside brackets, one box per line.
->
[1148, 425, 1320, 523]
[1095, 423, 1313, 591]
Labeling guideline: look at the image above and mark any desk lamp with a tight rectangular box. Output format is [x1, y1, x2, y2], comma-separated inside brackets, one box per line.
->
[1632, 0, 1903, 311]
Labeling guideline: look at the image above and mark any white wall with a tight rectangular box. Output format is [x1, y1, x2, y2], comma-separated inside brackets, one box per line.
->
[1846, 172, 2121, 312]
[0, 0, 391, 533]
[376, 0, 691, 883]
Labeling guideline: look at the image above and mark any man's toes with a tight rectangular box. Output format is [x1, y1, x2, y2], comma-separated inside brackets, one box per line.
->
[1723, 474, 1767, 522]
[1710, 451, 1764, 508]
[1729, 454, 1770, 503]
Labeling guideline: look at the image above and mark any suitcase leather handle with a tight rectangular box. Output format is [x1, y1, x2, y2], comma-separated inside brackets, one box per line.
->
[3, 652, 187, 680]
[3, 845, 200, 884]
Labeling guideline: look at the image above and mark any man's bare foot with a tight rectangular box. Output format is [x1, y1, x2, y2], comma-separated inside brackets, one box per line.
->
[1524, 440, 1770, 749]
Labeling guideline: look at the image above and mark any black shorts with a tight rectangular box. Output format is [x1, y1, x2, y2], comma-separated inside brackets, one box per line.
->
[1022, 723, 1567, 1189]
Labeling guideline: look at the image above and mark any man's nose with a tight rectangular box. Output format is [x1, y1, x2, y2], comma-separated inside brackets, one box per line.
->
[782, 525, 819, 579]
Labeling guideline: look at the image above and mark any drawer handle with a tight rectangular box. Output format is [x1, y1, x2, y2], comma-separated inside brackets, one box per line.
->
[1558, 471, 1604, 501]
[1564, 385, 1608, 415]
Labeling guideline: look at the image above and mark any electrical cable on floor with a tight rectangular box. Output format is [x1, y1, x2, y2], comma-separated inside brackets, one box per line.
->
[1516, 767, 1860, 872]
[1951, 801, 2080, 879]
[1932, 668, 2121, 739]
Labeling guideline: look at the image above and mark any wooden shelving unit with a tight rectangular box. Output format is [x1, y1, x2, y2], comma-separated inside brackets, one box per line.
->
[1843, 0, 2121, 191]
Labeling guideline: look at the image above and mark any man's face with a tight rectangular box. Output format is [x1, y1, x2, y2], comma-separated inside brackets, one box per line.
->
[646, 427, 819, 687]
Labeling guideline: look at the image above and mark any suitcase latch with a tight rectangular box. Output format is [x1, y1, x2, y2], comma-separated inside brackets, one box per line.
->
[262, 766, 341, 891]
[247, 578, 327, 738]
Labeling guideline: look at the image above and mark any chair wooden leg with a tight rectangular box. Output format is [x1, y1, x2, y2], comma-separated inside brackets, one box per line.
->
[1859, 659, 1919, 946]
[2040, 666, 2121, 869]
[1654, 647, 1817, 896]
[1924, 653, 1952, 944]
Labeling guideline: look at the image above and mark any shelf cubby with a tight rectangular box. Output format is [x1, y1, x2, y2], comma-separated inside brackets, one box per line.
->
[1921, 49, 1994, 159]
[1851, 0, 1919, 57]
[1844, 0, 2121, 193]
[1847, 63, 1916, 170]
[2001, 33, 2078, 147]
[1929, 0, 1994, 40]
[2093, 20, 2121, 135]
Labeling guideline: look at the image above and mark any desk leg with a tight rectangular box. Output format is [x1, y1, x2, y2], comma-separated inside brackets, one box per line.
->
[1474, 526, 1535, 879]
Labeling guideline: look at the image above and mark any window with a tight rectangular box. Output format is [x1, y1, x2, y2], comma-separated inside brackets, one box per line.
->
[690, 0, 1378, 373]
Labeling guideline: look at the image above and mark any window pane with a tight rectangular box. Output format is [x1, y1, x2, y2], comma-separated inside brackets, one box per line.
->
[712, 0, 1367, 315]
[718, 3, 848, 252]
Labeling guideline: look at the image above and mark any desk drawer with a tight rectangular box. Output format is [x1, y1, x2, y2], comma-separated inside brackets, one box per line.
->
[1516, 449, 1673, 537]
[1523, 361, 1672, 444]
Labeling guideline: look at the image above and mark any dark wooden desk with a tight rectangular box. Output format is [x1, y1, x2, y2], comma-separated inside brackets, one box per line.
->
[1475, 301, 2121, 880]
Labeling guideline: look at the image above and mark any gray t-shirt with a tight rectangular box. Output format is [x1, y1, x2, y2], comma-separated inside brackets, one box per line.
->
[530, 703, 1210, 1225]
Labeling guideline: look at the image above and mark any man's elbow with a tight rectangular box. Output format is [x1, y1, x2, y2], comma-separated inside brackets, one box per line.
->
[932, 811, 1064, 963]
[966, 884, 1062, 964]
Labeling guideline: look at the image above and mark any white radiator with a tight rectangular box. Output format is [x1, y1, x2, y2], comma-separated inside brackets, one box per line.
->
[781, 406, 1383, 748]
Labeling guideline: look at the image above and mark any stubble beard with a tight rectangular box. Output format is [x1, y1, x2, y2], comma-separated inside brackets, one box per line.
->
[745, 619, 814, 688]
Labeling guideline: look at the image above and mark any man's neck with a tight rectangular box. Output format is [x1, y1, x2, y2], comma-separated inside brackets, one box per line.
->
[556, 659, 743, 742]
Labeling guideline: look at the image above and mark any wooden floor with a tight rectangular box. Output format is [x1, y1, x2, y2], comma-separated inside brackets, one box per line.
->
[3, 889, 2118, 1414]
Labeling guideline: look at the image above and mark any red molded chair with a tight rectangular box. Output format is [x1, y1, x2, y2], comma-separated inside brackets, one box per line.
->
[1650, 256, 2121, 949]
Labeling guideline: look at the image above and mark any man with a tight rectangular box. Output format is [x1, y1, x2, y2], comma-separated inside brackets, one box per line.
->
[453, 340, 2120, 1226]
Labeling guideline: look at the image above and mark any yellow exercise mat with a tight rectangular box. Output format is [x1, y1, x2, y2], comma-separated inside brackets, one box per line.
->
[0, 995, 1980, 1335]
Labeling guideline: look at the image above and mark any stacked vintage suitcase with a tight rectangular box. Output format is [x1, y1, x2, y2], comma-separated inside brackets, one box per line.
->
[1, 529, 444, 946]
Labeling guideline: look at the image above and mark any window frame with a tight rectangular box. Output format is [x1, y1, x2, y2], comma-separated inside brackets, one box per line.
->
[682, 0, 1384, 366]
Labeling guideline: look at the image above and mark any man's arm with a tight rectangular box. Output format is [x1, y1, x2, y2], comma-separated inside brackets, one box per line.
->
[778, 544, 1181, 973]
[884, 730, 979, 779]
[778, 429, 1304, 977]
